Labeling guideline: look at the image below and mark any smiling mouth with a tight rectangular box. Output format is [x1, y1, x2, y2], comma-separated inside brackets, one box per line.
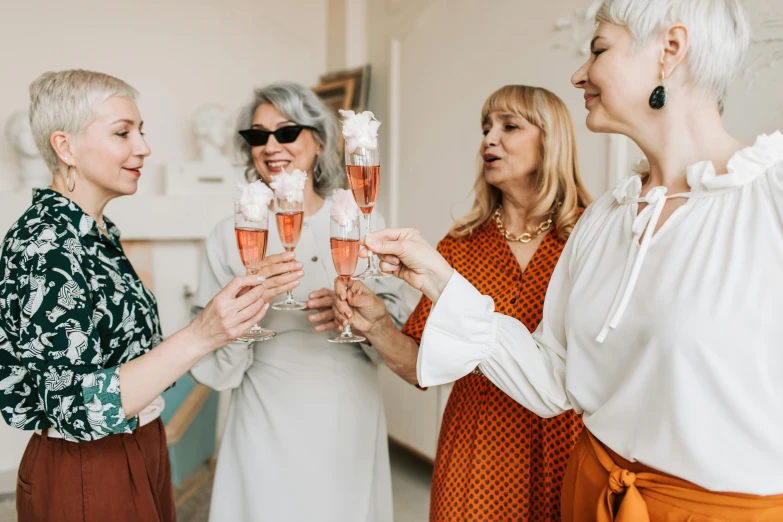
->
[585, 94, 600, 104]
[124, 167, 142, 177]
[266, 160, 290, 170]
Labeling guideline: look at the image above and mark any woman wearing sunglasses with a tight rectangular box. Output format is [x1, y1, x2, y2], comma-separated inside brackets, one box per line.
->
[190, 82, 411, 522]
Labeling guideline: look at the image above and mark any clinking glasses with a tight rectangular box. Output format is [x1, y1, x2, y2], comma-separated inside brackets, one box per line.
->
[238, 125, 316, 147]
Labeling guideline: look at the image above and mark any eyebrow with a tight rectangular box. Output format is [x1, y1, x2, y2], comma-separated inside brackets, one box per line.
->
[483, 113, 520, 125]
[111, 118, 140, 126]
[251, 120, 295, 130]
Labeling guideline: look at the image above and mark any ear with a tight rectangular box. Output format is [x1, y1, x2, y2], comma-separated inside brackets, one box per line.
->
[49, 131, 75, 168]
[662, 23, 689, 80]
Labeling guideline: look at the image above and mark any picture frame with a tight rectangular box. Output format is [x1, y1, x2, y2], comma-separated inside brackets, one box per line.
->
[318, 64, 371, 113]
[311, 78, 356, 116]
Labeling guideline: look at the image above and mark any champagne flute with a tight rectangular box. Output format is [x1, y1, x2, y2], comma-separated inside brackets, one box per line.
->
[234, 202, 276, 342]
[271, 193, 307, 311]
[328, 213, 366, 344]
[344, 140, 388, 280]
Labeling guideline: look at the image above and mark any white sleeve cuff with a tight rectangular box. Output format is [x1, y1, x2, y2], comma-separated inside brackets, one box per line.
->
[417, 271, 496, 387]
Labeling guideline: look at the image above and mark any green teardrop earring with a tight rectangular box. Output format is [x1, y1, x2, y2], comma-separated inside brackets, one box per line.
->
[649, 69, 667, 110]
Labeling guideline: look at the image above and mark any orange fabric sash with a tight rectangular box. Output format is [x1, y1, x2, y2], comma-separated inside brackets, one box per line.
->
[563, 430, 783, 522]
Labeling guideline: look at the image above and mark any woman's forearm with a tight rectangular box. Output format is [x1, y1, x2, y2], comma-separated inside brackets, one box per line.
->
[119, 326, 210, 418]
[365, 315, 420, 386]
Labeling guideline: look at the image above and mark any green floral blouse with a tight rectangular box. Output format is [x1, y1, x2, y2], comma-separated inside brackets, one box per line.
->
[0, 189, 163, 442]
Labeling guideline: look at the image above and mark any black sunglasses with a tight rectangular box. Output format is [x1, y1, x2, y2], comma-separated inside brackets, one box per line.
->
[238, 125, 316, 147]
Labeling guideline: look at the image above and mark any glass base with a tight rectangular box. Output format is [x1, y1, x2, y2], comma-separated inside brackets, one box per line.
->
[271, 300, 308, 311]
[353, 268, 390, 280]
[235, 326, 276, 343]
[327, 332, 366, 343]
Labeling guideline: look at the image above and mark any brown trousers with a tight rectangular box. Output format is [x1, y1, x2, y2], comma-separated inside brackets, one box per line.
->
[16, 418, 175, 522]
[561, 429, 783, 522]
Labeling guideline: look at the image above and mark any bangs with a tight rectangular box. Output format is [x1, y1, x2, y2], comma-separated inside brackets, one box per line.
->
[480, 85, 537, 127]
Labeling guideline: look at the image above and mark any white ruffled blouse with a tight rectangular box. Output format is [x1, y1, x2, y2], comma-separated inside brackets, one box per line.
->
[418, 132, 783, 495]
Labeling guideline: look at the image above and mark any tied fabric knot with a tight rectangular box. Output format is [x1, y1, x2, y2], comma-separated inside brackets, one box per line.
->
[597, 185, 680, 343]
[598, 465, 650, 522]
[608, 466, 636, 494]
[631, 186, 668, 236]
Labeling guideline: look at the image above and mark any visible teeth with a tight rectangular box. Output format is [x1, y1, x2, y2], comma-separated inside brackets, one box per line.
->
[267, 161, 288, 168]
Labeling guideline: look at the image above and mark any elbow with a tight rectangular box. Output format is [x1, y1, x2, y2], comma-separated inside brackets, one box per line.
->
[189, 369, 241, 392]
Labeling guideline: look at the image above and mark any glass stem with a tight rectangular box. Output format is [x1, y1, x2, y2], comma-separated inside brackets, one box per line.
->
[341, 325, 355, 338]
[364, 213, 377, 272]
[247, 268, 262, 331]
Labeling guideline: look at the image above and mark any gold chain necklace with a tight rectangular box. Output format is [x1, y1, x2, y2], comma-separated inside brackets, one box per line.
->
[492, 202, 561, 243]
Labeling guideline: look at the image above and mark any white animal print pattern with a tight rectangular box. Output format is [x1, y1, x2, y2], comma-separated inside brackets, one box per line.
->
[0, 189, 163, 441]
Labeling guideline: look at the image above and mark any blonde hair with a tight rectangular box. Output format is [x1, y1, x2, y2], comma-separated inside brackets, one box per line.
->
[29, 69, 138, 172]
[449, 85, 592, 241]
[595, 0, 750, 114]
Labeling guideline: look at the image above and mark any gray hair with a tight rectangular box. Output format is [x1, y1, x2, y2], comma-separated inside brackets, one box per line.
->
[29, 69, 139, 172]
[596, 0, 750, 113]
[235, 82, 345, 198]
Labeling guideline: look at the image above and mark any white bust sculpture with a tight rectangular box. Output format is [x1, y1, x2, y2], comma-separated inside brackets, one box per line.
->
[5, 110, 51, 192]
[165, 104, 243, 195]
[193, 104, 234, 165]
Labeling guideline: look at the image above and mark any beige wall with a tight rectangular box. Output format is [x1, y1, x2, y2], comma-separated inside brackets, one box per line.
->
[0, 0, 327, 191]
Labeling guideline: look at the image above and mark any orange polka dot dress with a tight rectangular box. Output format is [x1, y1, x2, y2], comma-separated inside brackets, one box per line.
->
[403, 219, 584, 522]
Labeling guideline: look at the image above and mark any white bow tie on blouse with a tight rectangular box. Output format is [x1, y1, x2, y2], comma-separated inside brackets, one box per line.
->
[596, 131, 783, 343]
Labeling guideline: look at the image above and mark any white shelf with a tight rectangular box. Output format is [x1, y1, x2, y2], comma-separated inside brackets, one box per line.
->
[0, 192, 235, 241]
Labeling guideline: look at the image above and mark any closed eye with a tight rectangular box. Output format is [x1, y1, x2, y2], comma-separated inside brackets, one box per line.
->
[592, 49, 605, 57]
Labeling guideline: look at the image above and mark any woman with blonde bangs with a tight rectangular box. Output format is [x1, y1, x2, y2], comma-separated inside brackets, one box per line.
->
[333, 84, 591, 521]
[357, 0, 783, 519]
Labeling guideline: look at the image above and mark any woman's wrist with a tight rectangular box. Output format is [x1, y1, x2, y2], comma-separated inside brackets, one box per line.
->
[365, 311, 396, 343]
[178, 323, 217, 359]
[423, 262, 455, 303]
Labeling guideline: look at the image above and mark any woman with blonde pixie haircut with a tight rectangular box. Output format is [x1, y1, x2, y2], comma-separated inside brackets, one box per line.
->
[0, 70, 300, 522]
[351, 0, 783, 520]
[333, 85, 590, 521]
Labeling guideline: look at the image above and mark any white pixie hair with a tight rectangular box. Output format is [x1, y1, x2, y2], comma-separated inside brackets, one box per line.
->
[29, 69, 139, 171]
[595, 0, 750, 112]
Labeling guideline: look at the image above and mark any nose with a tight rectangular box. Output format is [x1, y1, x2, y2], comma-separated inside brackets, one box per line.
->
[135, 133, 151, 158]
[483, 127, 499, 148]
[264, 134, 283, 154]
[571, 59, 589, 89]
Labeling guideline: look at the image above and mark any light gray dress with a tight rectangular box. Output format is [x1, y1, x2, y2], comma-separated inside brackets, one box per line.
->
[190, 198, 410, 522]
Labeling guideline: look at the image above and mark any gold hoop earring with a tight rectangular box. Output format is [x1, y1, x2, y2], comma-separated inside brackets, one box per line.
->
[66, 165, 76, 192]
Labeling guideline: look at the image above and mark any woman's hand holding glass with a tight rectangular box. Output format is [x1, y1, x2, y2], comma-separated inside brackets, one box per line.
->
[361, 229, 454, 303]
[332, 279, 392, 339]
[189, 251, 304, 352]
[306, 288, 339, 333]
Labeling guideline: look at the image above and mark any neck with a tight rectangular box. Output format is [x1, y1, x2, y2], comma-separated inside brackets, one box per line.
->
[627, 101, 746, 192]
[498, 186, 533, 234]
[49, 170, 113, 224]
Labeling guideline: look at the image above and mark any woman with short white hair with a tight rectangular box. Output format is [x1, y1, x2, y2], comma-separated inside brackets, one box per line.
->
[349, 0, 783, 519]
[0, 69, 301, 522]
